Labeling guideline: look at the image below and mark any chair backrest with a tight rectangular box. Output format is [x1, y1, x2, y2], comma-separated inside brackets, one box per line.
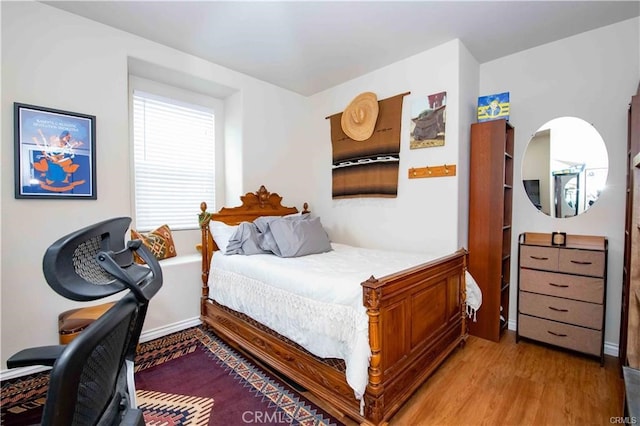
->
[42, 294, 140, 425]
[39, 217, 163, 425]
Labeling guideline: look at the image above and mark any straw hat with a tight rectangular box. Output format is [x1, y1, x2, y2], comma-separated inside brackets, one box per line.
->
[341, 92, 379, 141]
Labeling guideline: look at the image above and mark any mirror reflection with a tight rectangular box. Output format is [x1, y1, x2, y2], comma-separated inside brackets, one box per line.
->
[522, 117, 608, 218]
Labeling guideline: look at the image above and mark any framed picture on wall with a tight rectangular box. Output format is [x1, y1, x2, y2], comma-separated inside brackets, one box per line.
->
[14, 103, 96, 199]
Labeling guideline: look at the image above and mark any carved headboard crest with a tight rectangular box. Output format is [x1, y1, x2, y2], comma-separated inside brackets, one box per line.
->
[240, 185, 283, 210]
[199, 185, 308, 230]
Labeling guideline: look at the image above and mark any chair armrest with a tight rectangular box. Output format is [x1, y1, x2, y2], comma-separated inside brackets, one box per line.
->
[6, 345, 65, 368]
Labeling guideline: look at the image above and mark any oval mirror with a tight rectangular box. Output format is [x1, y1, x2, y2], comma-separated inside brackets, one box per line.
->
[522, 117, 608, 218]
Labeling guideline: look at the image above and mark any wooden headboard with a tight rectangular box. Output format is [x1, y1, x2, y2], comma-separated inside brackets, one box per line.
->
[198, 185, 308, 286]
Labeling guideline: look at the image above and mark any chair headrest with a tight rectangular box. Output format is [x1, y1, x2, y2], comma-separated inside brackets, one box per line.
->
[42, 217, 162, 302]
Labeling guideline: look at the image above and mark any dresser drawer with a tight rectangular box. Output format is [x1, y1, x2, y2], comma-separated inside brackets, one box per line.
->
[558, 249, 605, 277]
[519, 269, 604, 303]
[518, 314, 602, 356]
[520, 245, 558, 271]
[519, 292, 603, 330]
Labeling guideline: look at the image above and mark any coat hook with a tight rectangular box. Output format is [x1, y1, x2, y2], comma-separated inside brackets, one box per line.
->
[427, 166, 432, 175]
[444, 164, 449, 174]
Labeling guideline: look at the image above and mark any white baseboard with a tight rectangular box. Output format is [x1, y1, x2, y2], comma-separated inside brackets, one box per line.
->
[1, 317, 202, 381]
[139, 317, 202, 343]
[0, 365, 52, 381]
[604, 341, 619, 357]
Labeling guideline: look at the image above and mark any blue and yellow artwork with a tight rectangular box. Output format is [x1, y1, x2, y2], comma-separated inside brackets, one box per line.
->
[15, 104, 96, 198]
[477, 92, 510, 122]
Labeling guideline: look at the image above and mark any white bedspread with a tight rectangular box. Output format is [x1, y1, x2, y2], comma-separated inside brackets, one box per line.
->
[208, 243, 478, 401]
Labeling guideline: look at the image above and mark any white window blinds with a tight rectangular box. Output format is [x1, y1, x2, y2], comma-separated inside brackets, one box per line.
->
[132, 91, 215, 231]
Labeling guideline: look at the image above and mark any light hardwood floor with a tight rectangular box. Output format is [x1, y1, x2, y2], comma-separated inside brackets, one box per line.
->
[308, 331, 624, 426]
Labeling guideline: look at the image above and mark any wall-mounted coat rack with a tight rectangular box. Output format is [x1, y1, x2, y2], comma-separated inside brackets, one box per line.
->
[408, 164, 457, 179]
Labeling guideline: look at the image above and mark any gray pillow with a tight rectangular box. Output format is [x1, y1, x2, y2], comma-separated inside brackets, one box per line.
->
[225, 222, 270, 255]
[255, 214, 309, 255]
[269, 216, 331, 257]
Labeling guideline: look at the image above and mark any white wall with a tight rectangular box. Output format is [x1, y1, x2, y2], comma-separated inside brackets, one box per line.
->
[480, 17, 640, 347]
[307, 40, 476, 254]
[457, 43, 480, 249]
[0, 1, 309, 368]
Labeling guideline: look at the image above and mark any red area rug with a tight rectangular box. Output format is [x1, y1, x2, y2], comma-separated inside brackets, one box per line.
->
[1, 326, 344, 426]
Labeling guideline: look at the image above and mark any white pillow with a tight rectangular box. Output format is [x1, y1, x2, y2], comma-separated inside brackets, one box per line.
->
[210, 221, 238, 253]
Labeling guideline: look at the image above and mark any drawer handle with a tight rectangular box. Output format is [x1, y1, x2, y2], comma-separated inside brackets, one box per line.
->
[548, 306, 569, 312]
[570, 260, 592, 265]
[547, 330, 567, 337]
[548, 282, 569, 288]
[530, 256, 549, 260]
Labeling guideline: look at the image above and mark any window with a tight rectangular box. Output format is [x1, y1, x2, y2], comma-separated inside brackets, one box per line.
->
[132, 90, 215, 231]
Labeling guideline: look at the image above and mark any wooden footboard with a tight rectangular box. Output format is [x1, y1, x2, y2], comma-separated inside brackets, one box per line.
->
[198, 186, 467, 425]
[361, 249, 467, 424]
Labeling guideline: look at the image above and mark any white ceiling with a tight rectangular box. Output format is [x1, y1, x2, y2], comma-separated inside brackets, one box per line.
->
[43, 1, 640, 96]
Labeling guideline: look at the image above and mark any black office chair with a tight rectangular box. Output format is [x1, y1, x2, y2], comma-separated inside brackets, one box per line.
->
[7, 217, 163, 426]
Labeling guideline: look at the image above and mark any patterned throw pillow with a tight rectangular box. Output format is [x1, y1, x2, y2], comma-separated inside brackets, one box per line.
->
[130, 224, 177, 264]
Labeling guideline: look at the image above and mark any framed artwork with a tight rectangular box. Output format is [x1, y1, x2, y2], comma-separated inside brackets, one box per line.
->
[477, 92, 510, 122]
[14, 103, 96, 199]
[551, 231, 567, 246]
[410, 91, 446, 149]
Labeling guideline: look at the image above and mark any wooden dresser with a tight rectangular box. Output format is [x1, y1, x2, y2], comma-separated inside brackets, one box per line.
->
[516, 232, 607, 365]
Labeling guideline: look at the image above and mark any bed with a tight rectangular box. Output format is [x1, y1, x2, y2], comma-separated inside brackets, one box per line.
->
[198, 185, 469, 425]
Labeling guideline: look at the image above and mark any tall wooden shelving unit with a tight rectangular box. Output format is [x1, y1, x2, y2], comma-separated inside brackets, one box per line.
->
[468, 119, 514, 342]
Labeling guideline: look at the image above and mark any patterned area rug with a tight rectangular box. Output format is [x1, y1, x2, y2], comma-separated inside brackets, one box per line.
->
[1, 326, 344, 426]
